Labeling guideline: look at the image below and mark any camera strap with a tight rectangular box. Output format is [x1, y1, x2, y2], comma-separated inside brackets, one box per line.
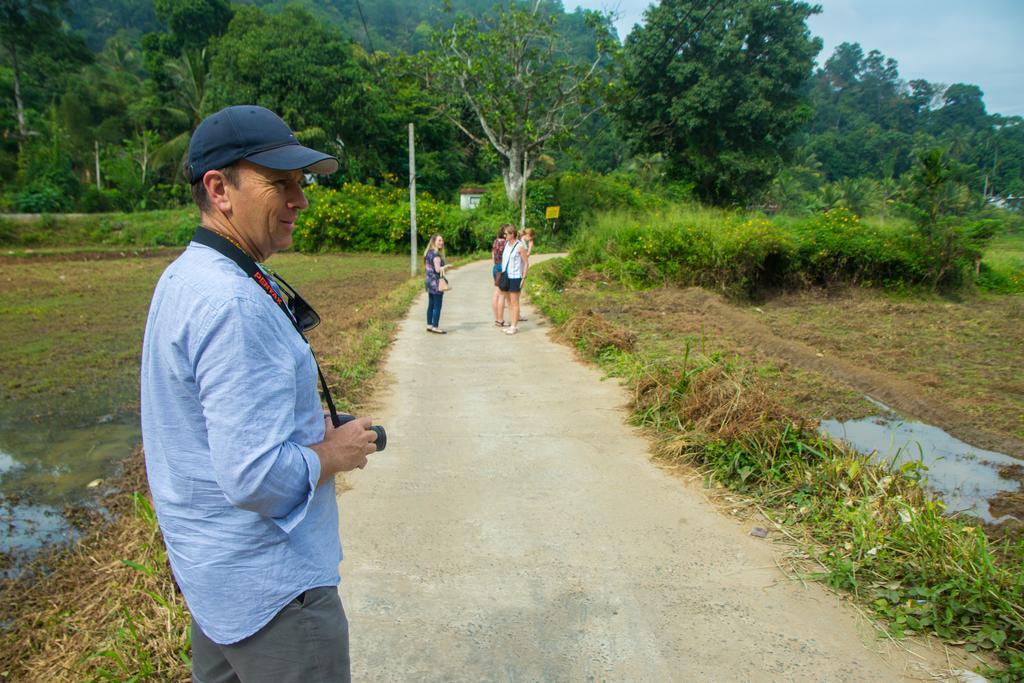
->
[191, 226, 343, 427]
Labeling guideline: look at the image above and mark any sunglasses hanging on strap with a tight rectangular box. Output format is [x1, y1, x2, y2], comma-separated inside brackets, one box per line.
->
[190, 226, 343, 428]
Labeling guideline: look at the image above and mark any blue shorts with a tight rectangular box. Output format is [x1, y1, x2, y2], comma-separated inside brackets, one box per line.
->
[500, 277, 522, 293]
[492, 264, 501, 280]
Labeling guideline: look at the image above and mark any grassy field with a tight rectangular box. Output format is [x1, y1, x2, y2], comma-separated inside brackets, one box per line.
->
[980, 230, 1024, 293]
[757, 289, 1024, 441]
[0, 251, 414, 424]
[0, 209, 199, 250]
[0, 253, 174, 426]
[527, 256, 1024, 679]
[0, 249, 420, 681]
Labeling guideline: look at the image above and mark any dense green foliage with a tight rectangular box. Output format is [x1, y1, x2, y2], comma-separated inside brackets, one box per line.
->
[294, 183, 463, 253]
[0, 0, 611, 213]
[294, 171, 668, 253]
[765, 41, 1024, 214]
[206, 6, 387, 178]
[0, 208, 196, 248]
[562, 204, 1009, 295]
[617, 0, 822, 205]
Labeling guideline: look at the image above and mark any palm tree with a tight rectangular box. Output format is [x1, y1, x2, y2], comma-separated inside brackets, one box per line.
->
[154, 47, 210, 179]
[836, 177, 880, 217]
[625, 153, 665, 189]
[817, 183, 844, 212]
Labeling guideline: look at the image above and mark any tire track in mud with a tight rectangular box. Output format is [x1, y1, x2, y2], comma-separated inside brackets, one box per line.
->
[667, 287, 1024, 460]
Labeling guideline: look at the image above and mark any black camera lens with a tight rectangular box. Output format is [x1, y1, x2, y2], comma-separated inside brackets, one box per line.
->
[369, 425, 387, 451]
[332, 414, 387, 452]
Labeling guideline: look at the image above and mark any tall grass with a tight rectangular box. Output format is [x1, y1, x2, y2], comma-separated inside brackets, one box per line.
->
[566, 205, 1008, 295]
[529, 259, 1024, 680]
[978, 230, 1024, 293]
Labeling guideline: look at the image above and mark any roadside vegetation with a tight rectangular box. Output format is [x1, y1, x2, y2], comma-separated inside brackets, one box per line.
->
[527, 226, 1024, 679]
[0, 252, 420, 681]
[566, 204, 1022, 296]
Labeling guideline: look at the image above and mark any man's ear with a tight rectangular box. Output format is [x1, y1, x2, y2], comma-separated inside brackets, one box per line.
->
[203, 170, 233, 214]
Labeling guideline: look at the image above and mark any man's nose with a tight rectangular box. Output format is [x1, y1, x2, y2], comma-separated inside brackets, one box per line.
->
[288, 183, 309, 209]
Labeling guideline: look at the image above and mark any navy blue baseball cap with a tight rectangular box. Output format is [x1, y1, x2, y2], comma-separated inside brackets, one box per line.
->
[186, 105, 339, 184]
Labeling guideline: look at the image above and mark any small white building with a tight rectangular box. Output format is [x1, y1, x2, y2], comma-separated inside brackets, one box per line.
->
[459, 187, 486, 210]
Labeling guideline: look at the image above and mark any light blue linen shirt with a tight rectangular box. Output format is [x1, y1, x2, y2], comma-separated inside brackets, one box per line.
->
[140, 241, 341, 645]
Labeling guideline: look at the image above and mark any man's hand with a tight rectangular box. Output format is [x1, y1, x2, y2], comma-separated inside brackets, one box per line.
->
[311, 416, 379, 484]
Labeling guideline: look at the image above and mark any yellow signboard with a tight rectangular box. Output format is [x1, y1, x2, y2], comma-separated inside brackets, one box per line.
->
[545, 206, 560, 219]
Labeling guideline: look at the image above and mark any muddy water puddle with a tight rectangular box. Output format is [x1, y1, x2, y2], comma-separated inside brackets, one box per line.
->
[820, 400, 1021, 524]
[0, 416, 139, 574]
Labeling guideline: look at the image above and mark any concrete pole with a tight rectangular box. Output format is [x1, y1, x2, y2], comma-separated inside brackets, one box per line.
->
[409, 123, 417, 275]
[519, 150, 528, 231]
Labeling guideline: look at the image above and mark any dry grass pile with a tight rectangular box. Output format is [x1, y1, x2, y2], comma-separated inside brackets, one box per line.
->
[623, 349, 797, 462]
[0, 450, 190, 682]
[558, 309, 636, 356]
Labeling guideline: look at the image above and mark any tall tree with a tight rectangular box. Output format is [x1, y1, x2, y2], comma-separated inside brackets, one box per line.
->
[206, 5, 389, 181]
[68, 0, 160, 51]
[153, 0, 232, 52]
[616, 0, 821, 205]
[933, 83, 987, 131]
[1, 0, 88, 154]
[794, 42, 1022, 195]
[141, 0, 232, 125]
[430, 0, 617, 210]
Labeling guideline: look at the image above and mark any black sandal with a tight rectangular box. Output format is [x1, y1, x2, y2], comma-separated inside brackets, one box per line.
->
[495, 320, 507, 327]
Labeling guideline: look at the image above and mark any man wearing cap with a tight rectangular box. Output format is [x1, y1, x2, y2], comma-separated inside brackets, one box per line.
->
[140, 105, 377, 682]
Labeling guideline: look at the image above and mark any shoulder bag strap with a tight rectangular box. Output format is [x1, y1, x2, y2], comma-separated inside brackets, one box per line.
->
[502, 241, 522, 272]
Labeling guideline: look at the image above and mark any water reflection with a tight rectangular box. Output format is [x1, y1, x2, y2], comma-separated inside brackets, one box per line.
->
[0, 419, 139, 504]
[0, 449, 22, 477]
[0, 501, 78, 578]
[819, 402, 1021, 524]
[0, 417, 139, 563]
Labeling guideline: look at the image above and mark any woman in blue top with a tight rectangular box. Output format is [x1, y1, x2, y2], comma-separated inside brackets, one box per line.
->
[424, 234, 447, 334]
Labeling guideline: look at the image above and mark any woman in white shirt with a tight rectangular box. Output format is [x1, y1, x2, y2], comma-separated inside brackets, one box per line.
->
[498, 230, 529, 335]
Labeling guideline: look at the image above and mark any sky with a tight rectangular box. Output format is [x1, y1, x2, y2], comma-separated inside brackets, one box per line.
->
[568, 0, 1024, 117]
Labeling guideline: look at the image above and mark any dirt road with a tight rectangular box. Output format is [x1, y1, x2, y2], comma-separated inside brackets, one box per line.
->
[337, 257, 953, 681]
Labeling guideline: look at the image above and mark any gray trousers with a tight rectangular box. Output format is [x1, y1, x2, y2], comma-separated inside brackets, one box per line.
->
[192, 586, 351, 683]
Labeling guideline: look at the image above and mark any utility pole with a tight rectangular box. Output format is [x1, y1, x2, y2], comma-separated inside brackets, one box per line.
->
[409, 123, 417, 275]
[94, 140, 102, 190]
[519, 150, 528, 230]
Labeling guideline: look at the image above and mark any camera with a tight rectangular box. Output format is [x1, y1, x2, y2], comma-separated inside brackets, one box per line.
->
[333, 414, 387, 452]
